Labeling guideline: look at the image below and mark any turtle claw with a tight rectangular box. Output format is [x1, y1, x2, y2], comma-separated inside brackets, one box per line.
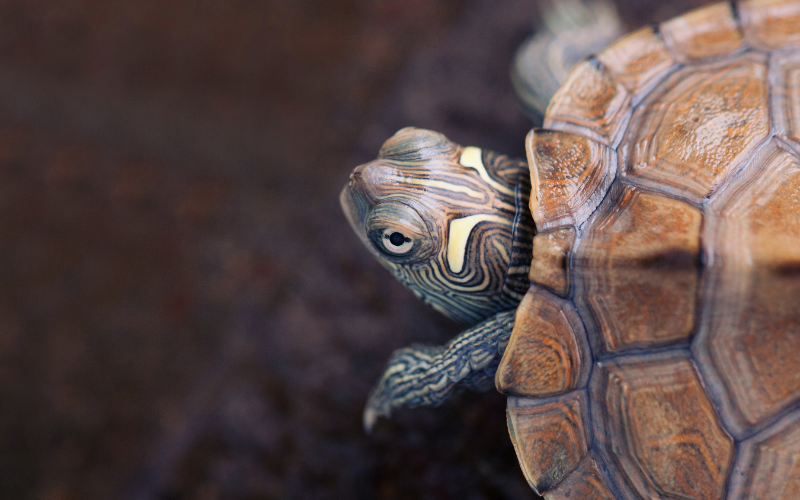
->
[363, 408, 377, 433]
[362, 350, 424, 433]
[363, 407, 382, 434]
[363, 386, 392, 433]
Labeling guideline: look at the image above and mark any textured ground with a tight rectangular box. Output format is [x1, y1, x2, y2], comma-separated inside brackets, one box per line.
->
[0, 0, 710, 498]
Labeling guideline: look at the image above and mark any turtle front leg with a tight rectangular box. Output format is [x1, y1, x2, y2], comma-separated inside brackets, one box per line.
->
[364, 310, 516, 432]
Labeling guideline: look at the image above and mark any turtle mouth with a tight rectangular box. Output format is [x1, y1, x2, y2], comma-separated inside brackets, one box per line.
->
[341, 181, 392, 266]
[340, 183, 370, 249]
[340, 184, 360, 228]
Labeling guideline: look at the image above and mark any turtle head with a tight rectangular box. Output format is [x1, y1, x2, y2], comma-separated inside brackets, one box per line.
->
[341, 127, 533, 324]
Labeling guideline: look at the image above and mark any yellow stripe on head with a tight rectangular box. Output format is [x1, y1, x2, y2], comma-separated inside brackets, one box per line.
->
[384, 174, 485, 200]
[447, 214, 511, 273]
[459, 147, 515, 196]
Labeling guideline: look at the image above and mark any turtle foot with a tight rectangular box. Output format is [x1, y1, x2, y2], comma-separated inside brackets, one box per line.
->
[361, 310, 516, 433]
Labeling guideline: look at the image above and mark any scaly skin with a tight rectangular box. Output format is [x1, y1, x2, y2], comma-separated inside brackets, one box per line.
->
[363, 310, 516, 431]
[341, 127, 533, 430]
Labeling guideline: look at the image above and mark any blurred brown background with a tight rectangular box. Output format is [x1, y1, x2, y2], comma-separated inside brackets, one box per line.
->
[0, 0, 710, 498]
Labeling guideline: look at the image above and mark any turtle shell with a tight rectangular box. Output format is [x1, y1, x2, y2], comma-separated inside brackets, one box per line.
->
[495, 1, 800, 498]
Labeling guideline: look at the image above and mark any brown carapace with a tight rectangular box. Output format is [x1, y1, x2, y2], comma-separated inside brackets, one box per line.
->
[495, 0, 800, 498]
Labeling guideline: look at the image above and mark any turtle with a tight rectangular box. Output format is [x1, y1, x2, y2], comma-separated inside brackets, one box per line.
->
[340, 0, 800, 498]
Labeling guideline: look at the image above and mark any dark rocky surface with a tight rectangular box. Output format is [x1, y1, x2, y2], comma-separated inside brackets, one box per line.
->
[0, 0, 711, 498]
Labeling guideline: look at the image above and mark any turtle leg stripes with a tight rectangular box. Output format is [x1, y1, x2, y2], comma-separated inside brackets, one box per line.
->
[363, 310, 516, 432]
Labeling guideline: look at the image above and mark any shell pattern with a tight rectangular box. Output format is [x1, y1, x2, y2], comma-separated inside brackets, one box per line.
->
[495, 1, 800, 498]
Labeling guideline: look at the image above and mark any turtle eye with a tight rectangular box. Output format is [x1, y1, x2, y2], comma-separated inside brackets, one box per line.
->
[365, 200, 435, 262]
[382, 230, 413, 254]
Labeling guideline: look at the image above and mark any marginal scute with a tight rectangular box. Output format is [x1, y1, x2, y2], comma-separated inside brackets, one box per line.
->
[591, 351, 734, 500]
[544, 58, 631, 146]
[526, 129, 615, 231]
[729, 410, 800, 500]
[530, 227, 576, 297]
[506, 392, 590, 496]
[621, 52, 771, 202]
[546, 454, 619, 500]
[660, 2, 744, 62]
[739, 0, 800, 50]
[596, 26, 676, 99]
[695, 142, 800, 437]
[772, 50, 800, 150]
[496, 286, 590, 397]
[575, 184, 702, 355]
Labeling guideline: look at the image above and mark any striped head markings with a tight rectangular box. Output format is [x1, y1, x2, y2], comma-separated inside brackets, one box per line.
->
[341, 127, 533, 324]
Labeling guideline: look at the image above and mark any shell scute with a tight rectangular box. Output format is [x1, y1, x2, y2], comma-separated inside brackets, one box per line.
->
[621, 52, 770, 203]
[739, 0, 800, 50]
[574, 183, 702, 355]
[772, 50, 800, 151]
[546, 453, 620, 500]
[695, 142, 800, 437]
[496, 286, 590, 397]
[530, 227, 576, 297]
[596, 26, 677, 101]
[728, 410, 800, 500]
[506, 392, 590, 495]
[590, 351, 734, 500]
[659, 2, 744, 63]
[526, 129, 616, 231]
[544, 58, 632, 146]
